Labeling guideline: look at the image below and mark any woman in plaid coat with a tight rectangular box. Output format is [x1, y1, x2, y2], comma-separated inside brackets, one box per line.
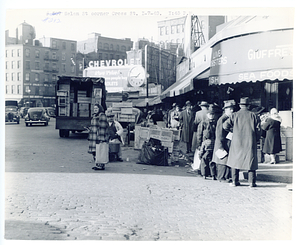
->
[88, 104, 109, 163]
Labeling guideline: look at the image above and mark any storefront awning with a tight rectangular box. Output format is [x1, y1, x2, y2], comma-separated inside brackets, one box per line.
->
[209, 29, 293, 85]
[161, 64, 210, 99]
[134, 96, 162, 107]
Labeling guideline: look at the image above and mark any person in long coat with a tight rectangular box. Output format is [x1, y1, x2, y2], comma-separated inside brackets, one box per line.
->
[223, 97, 261, 187]
[179, 101, 194, 154]
[191, 101, 209, 153]
[261, 108, 282, 164]
[87, 104, 109, 169]
[212, 100, 235, 182]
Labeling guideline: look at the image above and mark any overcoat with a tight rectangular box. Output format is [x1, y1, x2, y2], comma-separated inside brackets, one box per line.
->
[262, 117, 282, 154]
[179, 109, 194, 143]
[191, 109, 208, 152]
[88, 112, 109, 154]
[212, 113, 231, 164]
[223, 108, 260, 170]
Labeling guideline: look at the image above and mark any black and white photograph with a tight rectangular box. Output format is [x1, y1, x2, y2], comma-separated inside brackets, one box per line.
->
[2, 0, 299, 244]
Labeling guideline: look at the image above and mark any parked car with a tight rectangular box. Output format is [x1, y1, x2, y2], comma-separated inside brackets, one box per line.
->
[45, 107, 56, 117]
[5, 107, 20, 124]
[24, 107, 50, 126]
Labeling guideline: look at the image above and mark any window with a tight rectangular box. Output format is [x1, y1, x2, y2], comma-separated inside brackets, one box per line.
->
[99, 42, 102, 49]
[11, 49, 14, 57]
[62, 64, 66, 73]
[165, 26, 169, 35]
[110, 54, 114, 60]
[11, 73, 15, 81]
[62, 52, 66, 60]
[6, 50, 8, 57]
[110, 44, 113, 50]
[25, 61, 30, 70]
[17, 49, 21, 56]
[35, 73, 39, 81]
[52, 40, 57, 49]
[116, 45, 119, 51]
[6, 61, 8, 69]
[17, 72, 21, 81]
[104, 43, 109, 50]
[17, 60, 21, 69]
[11, 61, 15, 69]
[6, 85, 9, 94]
[17, 85, 21, 94]
[177, 24, 180, 33]
[25, 49, 30, 57]
[45, 51, 49, 59]
[52, 75, 56, 82]
[35, 50, 40, 58]
[6, 73, 9, 81]
[104, 53, 108, 60]
[121, 45, 126, 52]
[52, 52, 57, 60]
[52, 63, 57, 71]
[45, 62, 50, 71]
[11, 85, 15, 94]
[62, 42, 66, 49]
[160, 27, 164, 36]
[71, 65, 75, 73]
[171, 25, 176, 34]
[25, 73, 30, 81]
[71, 43, 75, 51]
[25, 86, 30, 93]
[45, 74, 49, 82]
[35, 62, 40, 70]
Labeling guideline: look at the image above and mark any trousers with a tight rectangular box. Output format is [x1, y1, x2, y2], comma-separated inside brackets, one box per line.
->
[232, 168, 256, 184]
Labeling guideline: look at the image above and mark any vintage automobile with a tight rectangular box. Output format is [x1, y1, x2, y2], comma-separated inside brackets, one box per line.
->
[5, 107, 20, 124]
[45, 107, 56, 117]
[24, 107, 50, 126]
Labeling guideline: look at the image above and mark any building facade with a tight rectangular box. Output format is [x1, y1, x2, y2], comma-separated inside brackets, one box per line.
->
[5, 22, 77, 107]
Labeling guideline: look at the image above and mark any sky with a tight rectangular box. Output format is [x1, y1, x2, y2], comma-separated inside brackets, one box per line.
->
[4, 3, 297, 44]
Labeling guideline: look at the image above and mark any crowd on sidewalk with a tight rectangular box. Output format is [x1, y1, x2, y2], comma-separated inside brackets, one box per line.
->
[85, 97, 283, 188]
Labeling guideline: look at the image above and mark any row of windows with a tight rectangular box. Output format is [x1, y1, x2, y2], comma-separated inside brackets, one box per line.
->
[160, 24, 185, 36]
[6, 49, 75, 61]
[5, 71, 72, 83]
[5, 85, 21, 95]
[98, 53, 126, 60]
[6, 61, 22, 69]
[52, 40, 76, 51]
[6, 49, 21, 57]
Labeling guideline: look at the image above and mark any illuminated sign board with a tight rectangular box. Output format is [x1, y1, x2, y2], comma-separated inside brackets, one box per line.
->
[88, 59, 128, 67]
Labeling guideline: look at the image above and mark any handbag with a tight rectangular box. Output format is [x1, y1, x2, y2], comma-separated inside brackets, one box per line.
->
[95, 142, 109, 164]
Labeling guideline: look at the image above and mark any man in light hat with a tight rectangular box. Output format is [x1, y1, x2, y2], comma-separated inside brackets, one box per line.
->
[106, 110, 124, 162]
[212, 100, 236, 182]
[179, 100, 194, 154]
[167, 102, 177, 128]
[191, 101, 210, 153]
[223, 97, 261, 187]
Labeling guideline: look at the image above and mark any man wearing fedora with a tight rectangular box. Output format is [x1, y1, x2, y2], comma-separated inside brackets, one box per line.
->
[212, 100, 236, 182]
[191, 101, 210, 153]
[223, 97, 261, 187]
[179, 101, 195, 154]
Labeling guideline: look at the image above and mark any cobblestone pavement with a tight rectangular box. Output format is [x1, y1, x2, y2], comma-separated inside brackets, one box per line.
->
[5, 171, 292, 241]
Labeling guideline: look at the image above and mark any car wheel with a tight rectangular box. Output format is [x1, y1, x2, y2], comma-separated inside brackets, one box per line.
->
[25, 123, 28, 127]
[45, 122, 48, 126]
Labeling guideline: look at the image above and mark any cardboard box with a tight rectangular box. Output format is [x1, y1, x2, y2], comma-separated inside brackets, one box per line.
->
[112, 102, 133, 108]
[160, 129, 173, 142]
[134, 126, 150, 150]
[170, 129, 180, 141]
[121, 108, 133, 114]
[161, 141, 174, 153]
[149, 128, 161, 140]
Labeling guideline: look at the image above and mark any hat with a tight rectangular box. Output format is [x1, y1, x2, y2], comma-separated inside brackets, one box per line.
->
[185, 101, 191, 106]
[199, 101, 209, 107]
[239, 97, 251, 105]
[223, 100, 236, 109]
[172, 102, 177, 107]
[106, 111, 114, 117]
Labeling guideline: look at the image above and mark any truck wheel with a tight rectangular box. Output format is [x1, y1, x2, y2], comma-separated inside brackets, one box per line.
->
[64, 130, 70, 137]
[59, 129, 65, 137]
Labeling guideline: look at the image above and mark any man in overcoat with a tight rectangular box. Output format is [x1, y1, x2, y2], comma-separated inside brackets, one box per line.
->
[212, 100, 235, 182]
[179, 101, 194, 154]
[191, 101, 209, 153]
[223, 97, 261, 187]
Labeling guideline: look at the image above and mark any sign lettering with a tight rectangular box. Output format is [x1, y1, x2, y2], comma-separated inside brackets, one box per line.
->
[88, 59, 128, 67]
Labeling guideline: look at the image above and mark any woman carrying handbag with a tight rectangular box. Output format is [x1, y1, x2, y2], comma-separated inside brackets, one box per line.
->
[87, 104, 109, 170]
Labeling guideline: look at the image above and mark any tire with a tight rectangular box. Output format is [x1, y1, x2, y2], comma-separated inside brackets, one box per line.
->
[64, 130, 70, 137]
[59, 129, 69, 137]
[45, 122, 48, 126]
[25, 123, 28, 127]
[59, 129, 64, 137]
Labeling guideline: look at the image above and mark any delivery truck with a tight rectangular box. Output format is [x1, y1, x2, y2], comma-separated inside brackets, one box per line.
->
[55, 76, 106, 137]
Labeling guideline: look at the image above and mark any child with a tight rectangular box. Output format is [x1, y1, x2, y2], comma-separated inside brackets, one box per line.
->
[199, 129, 217, 180]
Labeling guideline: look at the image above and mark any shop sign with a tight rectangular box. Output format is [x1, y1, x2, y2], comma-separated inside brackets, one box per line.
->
[88, 59, 128, 67]
[209, 29, 293, 84]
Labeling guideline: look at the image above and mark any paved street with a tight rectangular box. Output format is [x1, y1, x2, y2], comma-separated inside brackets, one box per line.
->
[4, 119, 294, 241]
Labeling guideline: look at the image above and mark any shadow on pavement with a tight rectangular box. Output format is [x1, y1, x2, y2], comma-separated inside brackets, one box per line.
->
[5, 220, 66, 240]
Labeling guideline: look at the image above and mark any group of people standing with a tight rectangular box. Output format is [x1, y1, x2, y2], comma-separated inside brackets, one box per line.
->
[171, 97, 282, 188]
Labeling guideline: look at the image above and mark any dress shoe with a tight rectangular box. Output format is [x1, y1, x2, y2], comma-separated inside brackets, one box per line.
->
[212, 175, 217, 180]
[229, 182, 241, 187]
[249, 183, 257, 188]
